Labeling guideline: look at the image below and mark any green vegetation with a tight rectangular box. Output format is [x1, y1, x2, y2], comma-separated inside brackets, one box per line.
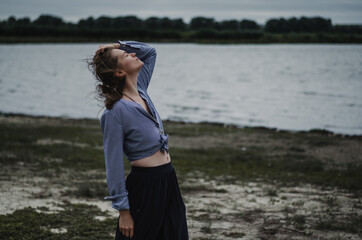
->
[0, 203, 117, 240]
[1, 15, 361, 43]
[1, 114, 361, 191]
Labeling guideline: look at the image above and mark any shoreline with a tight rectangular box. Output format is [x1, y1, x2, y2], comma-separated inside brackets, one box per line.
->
[1, 111, 361, 138]
[1, 34, 362, 44]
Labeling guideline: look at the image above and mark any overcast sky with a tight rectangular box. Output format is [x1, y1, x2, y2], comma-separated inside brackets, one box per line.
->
[1, 0, 362, 25]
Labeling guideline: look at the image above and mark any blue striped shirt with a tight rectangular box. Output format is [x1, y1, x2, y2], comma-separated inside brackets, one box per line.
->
[100, 41, 169, 210]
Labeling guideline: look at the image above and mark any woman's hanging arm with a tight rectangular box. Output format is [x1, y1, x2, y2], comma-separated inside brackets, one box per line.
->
[100, 111, 130, 211]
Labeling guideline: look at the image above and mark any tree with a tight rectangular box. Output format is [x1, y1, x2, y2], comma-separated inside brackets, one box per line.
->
[265, 16, 333, 33]
[219, 20, 239, 30]
[264, 18, 279, 32]
[119, 16, 143, 29]
[160, 17, 173, 29]
[7, 16, 17, 25]
[94, 16, 113, 29]
[17, 17, 31, 25]
[78, 17, 94, 28]
[171, 18, 186, 31]
[144, 17, 161, 30]
[190, 17, 216, 30]
[33, 14, 65, 27]
[240, 19, 259, 30]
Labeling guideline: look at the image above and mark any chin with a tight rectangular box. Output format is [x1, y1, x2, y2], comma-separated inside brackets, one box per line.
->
[137, 63, 144, 71]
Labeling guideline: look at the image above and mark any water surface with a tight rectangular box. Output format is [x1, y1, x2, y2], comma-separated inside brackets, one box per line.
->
[0, 43, 361, 135]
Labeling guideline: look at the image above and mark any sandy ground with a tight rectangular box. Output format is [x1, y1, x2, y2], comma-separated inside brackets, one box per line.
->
[1, 163, 361, 239]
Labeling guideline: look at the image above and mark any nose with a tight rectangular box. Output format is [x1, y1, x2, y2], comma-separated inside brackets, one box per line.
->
[131, 53, 136, 57]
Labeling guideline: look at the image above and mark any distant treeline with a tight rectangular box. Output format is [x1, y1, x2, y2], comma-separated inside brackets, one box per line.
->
[1, 14, 362, 43]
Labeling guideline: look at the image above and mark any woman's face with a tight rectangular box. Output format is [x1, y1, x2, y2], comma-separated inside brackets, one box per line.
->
[111, 49, 144, 75]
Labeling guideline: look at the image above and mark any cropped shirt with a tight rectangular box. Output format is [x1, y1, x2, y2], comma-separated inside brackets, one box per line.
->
[100, 40, 169, 210]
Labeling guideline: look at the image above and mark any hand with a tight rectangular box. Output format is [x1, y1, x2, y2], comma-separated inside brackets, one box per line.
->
[119, 210, 134, 238]
[96, 43, 120, 55]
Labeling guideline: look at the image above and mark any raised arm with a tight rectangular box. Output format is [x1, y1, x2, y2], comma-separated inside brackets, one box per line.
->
[100, 110, 129, 211]
[115, 40, 157, 91]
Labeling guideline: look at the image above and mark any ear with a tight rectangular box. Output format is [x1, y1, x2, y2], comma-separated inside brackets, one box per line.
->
[114, 71, 126, 78]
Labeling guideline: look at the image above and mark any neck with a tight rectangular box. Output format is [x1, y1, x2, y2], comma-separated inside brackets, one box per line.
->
[122, 73, 139, 97]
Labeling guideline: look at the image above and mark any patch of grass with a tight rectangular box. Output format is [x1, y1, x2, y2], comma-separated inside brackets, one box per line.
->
[325, 196, 340, 208]
[0, 124, 102, 148]
[289, 146, 306, 152]
[62, 181, 109, 199]
[1, 114, 362, 193]
[292, 200, 305, 207]
[241, 208, 265, 223]
[223, 231, 245, 238]
[292, 214, 306, 230]
[265, 187, 278, 197]
[0, 203, 116, 240]
[316, 212, 362, 234]
[163, 121, 240, 137]
[200, 222, 212, 234]
[180, 184, 227, 193]
[283, 206, 297, 215]
[266, 127, 341, 147]
[193, 213, 212, 221]
[171, 147, 362, 191]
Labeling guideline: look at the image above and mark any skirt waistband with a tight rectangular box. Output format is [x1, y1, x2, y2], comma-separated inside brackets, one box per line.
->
[130, 161, 173, 176]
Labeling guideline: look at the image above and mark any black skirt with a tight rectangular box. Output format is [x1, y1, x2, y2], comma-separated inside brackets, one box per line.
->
[115, 161, 189, 240]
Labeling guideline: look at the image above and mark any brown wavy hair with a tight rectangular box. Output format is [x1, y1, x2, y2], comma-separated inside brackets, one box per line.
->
[88, 48, 126, 114]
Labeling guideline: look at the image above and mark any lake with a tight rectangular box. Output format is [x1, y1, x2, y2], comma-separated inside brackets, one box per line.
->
[0, 43, 361, 135]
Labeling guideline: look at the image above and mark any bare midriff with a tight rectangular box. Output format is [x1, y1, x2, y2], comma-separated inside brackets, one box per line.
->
[130, 149, 171, 167]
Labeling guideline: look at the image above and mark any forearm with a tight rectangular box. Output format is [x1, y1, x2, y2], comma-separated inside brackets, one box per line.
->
[104, 42, 120, 49]
[115, 40, 156, 61]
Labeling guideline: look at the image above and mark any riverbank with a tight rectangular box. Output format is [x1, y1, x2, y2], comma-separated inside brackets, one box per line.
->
[0, 112, 361, 239]
[1, 32, 362, 44]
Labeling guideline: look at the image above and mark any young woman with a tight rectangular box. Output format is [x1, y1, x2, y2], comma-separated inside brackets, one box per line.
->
[88, 41, 189, 240]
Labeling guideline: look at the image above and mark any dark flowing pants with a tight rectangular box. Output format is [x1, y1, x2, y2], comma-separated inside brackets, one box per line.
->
[115, 162, 189, 240]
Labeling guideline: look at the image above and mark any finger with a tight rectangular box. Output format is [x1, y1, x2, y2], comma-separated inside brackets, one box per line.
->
[125, 227, 130, 237]
[96, 49, 104, 55]
[119, 223, 124, 235]
[121, 228, 127, 237]
[130, 228, 134, 238]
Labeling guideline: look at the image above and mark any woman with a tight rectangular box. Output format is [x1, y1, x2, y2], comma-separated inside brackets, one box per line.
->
[88, 40, 189, 240]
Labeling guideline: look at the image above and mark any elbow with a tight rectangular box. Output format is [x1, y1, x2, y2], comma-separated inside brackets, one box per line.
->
[150, 47, 157, 57]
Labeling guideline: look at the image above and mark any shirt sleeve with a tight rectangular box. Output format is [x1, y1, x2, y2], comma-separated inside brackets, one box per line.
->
[115, 40, 157, 91]
[100, 110, 130, 210]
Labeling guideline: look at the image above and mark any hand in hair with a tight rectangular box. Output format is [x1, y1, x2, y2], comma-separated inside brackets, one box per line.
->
[96, 43, 121, 55]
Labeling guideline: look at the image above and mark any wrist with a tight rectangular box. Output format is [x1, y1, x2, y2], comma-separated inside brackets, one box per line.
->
[119, 209, 130, 215]
[116, 40, 127, 49]
[113, 43, 120, 49]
